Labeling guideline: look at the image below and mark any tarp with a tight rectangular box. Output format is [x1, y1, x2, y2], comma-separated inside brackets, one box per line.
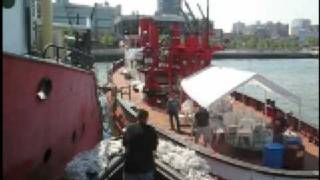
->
[181, 66, 301, 108]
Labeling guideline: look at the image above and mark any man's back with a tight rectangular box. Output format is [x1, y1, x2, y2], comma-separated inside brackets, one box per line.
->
[194, 109, 209, 127]
[123, 123, 158, 173]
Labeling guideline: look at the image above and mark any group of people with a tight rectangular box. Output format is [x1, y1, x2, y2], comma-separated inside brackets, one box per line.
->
[122, 94, 212, 180]
[166, 93, 212, 146]
[122, 95, 294, 179]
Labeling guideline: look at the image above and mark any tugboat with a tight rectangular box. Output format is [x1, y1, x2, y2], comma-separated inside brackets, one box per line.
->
[105, 1, 319, 180]
[3, 1, 102, 179]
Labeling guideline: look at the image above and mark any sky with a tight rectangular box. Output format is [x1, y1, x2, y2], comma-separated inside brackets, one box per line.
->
[67, 0, 319, 33]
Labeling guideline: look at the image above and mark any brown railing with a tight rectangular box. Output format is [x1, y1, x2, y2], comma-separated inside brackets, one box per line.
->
[230, 91, 319, 146]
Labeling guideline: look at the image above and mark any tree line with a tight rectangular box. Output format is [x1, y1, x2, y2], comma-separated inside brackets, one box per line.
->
[225, 35, 319, 51]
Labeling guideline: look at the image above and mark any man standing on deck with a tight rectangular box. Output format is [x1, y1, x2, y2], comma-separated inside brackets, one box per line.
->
[123, 109, 158, 180]
[273, 111, 286, 143]
[193, 107, 212, 147]
[166, 93, 181, 133]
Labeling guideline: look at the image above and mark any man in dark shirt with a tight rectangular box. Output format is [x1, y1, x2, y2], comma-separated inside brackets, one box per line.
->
[123, 109, 158, 180]
[193, 107, 212, 147]
[166, 93, 181, 133]
[273, 111, 286, 143]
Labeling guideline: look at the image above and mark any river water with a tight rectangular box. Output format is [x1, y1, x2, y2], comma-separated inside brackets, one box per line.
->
[93, 58, 319, 126]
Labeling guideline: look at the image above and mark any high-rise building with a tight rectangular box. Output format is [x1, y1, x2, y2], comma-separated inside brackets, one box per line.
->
[232, 21, 245, 35]
[265, 22, 289, 39]
[291, 19, 311, 36]
[156, 0, 181, 15]
[242, 21, 288, 39]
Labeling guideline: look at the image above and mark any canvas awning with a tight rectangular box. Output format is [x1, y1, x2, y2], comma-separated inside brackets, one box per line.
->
[181, 66, 301, 108]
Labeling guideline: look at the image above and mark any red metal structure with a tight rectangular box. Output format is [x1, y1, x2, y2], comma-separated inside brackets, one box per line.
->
[3, 53, 102, 179]
[138, 17, 223, 107]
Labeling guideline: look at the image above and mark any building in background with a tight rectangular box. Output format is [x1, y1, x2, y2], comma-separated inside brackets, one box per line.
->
[290, 19, 319, 43]
[241, 21, 288, 39]
[155, 0, 182, 16]
[53, 0, 121, 40]
[213, 29, 223, 42]
[114, 14, 185, 46]
[265, 21, 289, 39]
[291, 19, 311, 36]
[232, 21, 245, 36]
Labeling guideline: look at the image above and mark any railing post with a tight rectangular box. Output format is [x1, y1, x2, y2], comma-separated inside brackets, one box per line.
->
[56, 46, 60, 63]
[128, 85, 131, 100]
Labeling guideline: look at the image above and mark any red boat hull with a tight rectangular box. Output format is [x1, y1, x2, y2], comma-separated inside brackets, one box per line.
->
[3, 53, 102, 179]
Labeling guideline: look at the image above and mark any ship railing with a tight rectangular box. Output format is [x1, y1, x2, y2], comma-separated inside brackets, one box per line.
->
[113, 95, 318, 179]
[231, 91, 319, 146]
[42, 43, 95, 70]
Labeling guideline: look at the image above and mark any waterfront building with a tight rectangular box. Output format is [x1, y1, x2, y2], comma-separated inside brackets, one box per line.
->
[114, 14, 185, 39]
[156, 0, 182, 16]
[290, 19, 320, 43]
[114, 15, 145, 39]
[291, 19, 311, 36]
[52, 0, 121, 40]
[242, 21, 288, 39]
[214, 29, 224, 41]
[265, 22, 289, 39]
[244, 25, 256, 36]
[232, 21, 246, 36]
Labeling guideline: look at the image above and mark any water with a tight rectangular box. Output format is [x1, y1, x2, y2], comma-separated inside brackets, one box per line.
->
[93, 62, 113, 139]
[93, 59, 319, 126]
[212, 59, 319, 126]
[93, 62, 112, 87]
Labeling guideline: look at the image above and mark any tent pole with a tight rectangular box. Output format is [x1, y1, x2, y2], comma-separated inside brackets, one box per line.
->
[242, 86, 245, 103]
[298, 102, 302, 130]
[264, 89, 267, 115]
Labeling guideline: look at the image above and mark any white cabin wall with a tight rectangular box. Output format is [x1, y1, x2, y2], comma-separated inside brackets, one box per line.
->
[3, 1, 28, 55]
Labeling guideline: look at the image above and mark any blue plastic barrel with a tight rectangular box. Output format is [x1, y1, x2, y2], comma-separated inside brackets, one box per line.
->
[263, 143, 284, 168]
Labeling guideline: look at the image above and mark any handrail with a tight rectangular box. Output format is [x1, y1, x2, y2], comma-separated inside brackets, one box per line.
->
[42, 43, 95, 70]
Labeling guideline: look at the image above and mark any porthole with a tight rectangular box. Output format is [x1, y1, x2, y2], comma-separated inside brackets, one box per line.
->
[72, 131, 77, 144]
[37, 78, 52, 101]
[43, 148, 52, 163]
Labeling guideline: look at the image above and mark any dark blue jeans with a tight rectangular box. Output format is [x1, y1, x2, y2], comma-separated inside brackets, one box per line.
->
[169, 111, 180, 131]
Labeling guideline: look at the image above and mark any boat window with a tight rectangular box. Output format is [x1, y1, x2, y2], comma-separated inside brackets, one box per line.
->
[3, 0, 15, 9]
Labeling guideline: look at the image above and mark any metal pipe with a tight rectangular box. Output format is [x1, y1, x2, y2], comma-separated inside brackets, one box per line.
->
[197, 3, 206, 20]
[40, 0, 53, 57]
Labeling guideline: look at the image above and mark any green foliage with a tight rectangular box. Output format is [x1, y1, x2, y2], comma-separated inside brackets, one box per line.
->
[304, 37, 319, 47]
[101, 33, 116, 46]
[257, 39, 268, 50]
[227, 34, 310, 51]
[246, 36, 258, 49]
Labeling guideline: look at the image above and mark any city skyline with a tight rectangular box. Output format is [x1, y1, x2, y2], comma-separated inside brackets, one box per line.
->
[62, 0, 319, 33]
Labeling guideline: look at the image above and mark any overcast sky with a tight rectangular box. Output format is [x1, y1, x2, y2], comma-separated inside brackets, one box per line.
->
[66, 0, 319, 32]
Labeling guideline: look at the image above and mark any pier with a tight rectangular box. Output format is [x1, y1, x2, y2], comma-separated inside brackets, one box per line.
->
[213, 50, 318, 59]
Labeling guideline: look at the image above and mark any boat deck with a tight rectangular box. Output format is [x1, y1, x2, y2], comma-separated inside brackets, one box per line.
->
[111, 67, 319, 171]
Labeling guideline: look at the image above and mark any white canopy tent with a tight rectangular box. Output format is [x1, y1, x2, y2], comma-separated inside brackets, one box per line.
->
[180, 66, 301, 112]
